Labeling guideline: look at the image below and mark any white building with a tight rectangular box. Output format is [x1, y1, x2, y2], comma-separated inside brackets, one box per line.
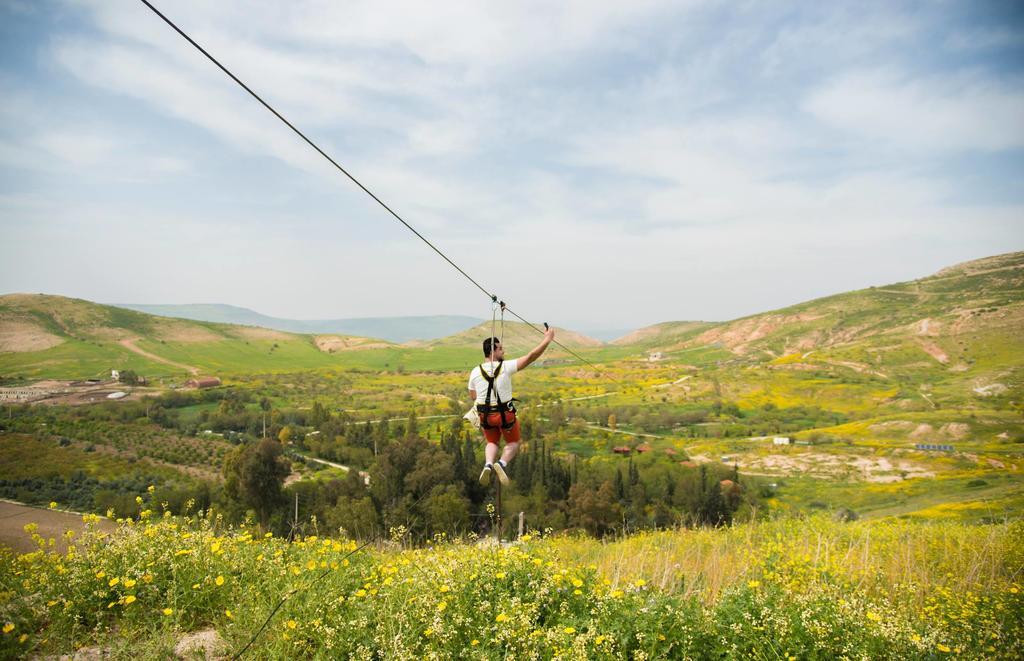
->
[111, 369, 120, 381]
[772, 437, 791, 445]
[648, 352, 664, 362]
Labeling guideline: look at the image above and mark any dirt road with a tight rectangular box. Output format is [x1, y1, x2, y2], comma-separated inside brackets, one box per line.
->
[118, 338, 199, 375]
[0, 500, 116, 553]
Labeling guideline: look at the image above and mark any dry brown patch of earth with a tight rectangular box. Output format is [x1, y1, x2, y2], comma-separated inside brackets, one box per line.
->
[0, 500, 116, 553]
[917, 340, 949, 364]
[0, 319, 65, 352]
[734, 452, 935, 482]
[314, 335, 391, 353]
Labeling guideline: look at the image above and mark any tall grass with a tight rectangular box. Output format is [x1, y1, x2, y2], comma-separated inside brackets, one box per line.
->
[1, 508, 1020, 659]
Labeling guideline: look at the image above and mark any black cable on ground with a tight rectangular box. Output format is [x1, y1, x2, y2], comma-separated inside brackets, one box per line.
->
[231, 539, 373, 660]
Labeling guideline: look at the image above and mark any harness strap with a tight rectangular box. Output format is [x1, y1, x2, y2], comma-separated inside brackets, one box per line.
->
[477, 360, 515, 430]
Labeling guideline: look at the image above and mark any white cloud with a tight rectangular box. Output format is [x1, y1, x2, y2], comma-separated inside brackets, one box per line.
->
[805, 68, 1024, 152]
[3, 0, 1020, 327]
[36, 131, 114, 166]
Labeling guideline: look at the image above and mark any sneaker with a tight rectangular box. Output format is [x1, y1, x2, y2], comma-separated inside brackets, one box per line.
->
[479, 465, 493, 485]
[492, 461, 510, 486]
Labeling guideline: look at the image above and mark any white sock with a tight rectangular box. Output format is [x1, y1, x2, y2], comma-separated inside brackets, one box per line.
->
[497, 460, 507, 468]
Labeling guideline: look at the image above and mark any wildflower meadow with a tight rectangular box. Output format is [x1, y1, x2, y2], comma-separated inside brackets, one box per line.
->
[1, 496, 1021, 659]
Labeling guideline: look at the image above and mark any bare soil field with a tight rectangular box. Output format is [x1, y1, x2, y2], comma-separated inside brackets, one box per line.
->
[0, 318, 65, 352]
[0, 500, 115, 554]
[314, 335, 391, 353]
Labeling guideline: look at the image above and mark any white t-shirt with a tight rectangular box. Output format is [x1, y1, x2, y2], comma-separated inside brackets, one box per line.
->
[468, 360, 519, 405]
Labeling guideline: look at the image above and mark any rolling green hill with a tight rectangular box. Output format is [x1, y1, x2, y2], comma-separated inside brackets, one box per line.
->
[2, 252, 1022, 383]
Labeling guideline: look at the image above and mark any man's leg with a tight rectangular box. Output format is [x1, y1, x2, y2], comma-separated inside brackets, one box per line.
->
[499, 441, 520, 465]
[480, 417, 501, 485]
[491, 418, 521, 486]
[485, 440, 500, 465]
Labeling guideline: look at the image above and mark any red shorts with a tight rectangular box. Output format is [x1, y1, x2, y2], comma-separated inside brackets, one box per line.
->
[479, 411, 521, 445]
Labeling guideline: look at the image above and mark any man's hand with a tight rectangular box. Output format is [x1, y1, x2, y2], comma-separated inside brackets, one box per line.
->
[517, 326, 556, 371]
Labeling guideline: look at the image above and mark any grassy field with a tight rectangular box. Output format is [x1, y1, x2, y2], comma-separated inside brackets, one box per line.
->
[0, 510, 1020, 659]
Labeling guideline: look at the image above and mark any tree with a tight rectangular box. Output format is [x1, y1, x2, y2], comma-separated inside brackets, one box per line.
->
[310, 401, 330, 429]
[223, 439, 290, 528]
[118, 370, 140, 385]
[424, 484, 470, 536]
[278, 426, 292, 445]
[326, 496, 380, 540]
[568, 480, 620, 537]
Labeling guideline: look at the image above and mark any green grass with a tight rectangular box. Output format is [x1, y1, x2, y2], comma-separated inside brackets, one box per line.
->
[0, 339, 174, 380]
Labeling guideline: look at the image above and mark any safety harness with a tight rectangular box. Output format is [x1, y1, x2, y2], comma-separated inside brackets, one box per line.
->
[476, 360, 516, 430]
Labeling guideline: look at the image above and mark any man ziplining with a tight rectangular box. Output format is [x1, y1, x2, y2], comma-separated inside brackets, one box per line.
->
[469, 327, 555, 486]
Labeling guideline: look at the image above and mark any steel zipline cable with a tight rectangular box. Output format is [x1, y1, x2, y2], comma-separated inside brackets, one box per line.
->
[136, 0, 615, 380]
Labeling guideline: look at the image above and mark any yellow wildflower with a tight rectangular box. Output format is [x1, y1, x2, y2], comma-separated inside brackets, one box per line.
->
[439, 585, 450, 593]
[747, 580, 760, 589]
[124, 595, 136, 605]
[596, 635, 607, 644]
[937, 644, 951, 653]
[471, 639, 479, 646]
[49, 502, 57, 509]
[866, 611, 881, 622]
[162, 608, 173, 616]
[572, 579, 583, 588]
[286, 620, 297, 630]
[123, 579, 137, 588]
[18, 634, 28, 644]
[496, 613, 509, 623]
[437, 601, 447, 612]
[495, 572, 507, 580]
[2, 623, 14, 634]
[215, 575, 225, 586]
[225, 610, 233, 619]
[108, 577, 120, 587]
[634, 579, 647, 587]
[564, 627, 576, 634]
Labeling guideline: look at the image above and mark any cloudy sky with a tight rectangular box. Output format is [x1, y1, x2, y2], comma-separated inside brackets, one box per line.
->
[1, 0, 1022, 332]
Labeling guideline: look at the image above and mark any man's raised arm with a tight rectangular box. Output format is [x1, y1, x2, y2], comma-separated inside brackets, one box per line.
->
[516, 327, 556, 371]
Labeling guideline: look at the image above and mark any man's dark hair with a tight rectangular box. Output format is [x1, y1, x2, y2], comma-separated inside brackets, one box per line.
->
[482, 337, 500, 358]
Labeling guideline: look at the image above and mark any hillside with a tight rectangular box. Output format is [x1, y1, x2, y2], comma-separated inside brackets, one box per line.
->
[114, 303, 482, 343]
[0, 294, 388, 380]
[0, 296, 604, 379]
[617, 251, 1023, 359]
[424, 320, 603, 353]
[3, 252, 1023, 381]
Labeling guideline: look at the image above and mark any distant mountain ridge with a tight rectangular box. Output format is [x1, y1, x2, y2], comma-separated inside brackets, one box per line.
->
[112, 303, 482, 343]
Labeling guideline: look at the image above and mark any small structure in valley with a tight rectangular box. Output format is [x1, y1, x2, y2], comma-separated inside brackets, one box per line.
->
[186, 376, 222, 389]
